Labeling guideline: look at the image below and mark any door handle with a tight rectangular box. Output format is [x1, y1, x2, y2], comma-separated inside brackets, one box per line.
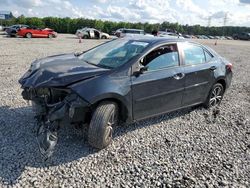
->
[173, 73, 185, 80]
[210, 66, 217, 70]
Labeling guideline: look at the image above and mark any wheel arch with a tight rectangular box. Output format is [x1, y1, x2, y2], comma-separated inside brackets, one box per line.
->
[204, 77, 227, 103]
[90, 94, 130, 123]
[215, 77, 226, 91]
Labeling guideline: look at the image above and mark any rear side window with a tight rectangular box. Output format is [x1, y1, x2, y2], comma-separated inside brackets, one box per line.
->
[142, 44, 179, 71]
[183, 44, 205, 65]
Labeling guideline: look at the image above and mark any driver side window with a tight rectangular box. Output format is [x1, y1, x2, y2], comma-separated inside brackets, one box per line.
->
[142, 44, 179, 71]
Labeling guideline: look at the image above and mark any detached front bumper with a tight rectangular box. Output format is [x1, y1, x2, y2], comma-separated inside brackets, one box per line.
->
[21, 88, 90, 122]
[21, 88, 90, 159]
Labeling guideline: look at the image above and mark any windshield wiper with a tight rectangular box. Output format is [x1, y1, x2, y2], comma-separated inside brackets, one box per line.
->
[96, 64, 113, 69]
[83, 60, 112, 69]
[74, 51, 85, 57]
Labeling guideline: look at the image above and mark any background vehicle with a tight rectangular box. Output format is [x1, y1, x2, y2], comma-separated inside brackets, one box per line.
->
[158, 31, 184, 39]
[17, 27, 57, 38]
[233, 32, 250, 40]
[208, 36, 215, 39]
[201, 35, 209, 39]
[115, 28, 151, 37]
[225, 36, 233, 40]
[182, 34, 192, 39]
[5, 24, 28, 37]
[76, 27, 110, 39]
[19, 37, 232, 158]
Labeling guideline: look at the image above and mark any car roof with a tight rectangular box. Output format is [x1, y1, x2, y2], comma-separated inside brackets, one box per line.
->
[122, 35, 186, 44]
[118, 36, 212, 53]
[82, 27, 98, 30]
[122, 28, 144, 31]
[11, 24, 27, 27]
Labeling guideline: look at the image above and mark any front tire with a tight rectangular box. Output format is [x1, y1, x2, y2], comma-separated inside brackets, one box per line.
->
[204, 83, 224, 108]
[88, 102, 118, 149]
[26, 33, 32, 38]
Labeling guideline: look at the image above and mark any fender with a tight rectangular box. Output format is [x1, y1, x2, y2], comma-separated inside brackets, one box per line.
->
[69, 72, 133, 122]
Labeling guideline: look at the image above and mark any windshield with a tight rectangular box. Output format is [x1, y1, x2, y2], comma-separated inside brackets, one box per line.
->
[79, 39, 149, 69]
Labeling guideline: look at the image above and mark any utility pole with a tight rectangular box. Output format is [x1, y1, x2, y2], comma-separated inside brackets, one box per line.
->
[224, 12, 228, 26]
[208, 16, 211, 27]
[223, 12, 228, 36]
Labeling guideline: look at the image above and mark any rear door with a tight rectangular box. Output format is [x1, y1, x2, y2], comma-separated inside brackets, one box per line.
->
[180, 42, 217, 106]
[131, 43, 185, 120]
[37, 29, 47, 37]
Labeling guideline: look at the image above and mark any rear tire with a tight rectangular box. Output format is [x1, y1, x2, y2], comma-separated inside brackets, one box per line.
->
[26, 33, 32, 38]
[204, 83, 224, 108]
[88, 102, 118, 149]
[101, 35, 107, 39]
[83, 35, 88, 39]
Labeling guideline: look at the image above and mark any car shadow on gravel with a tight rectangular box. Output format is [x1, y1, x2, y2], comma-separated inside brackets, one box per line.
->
[0, 105, 200, 185]
[0, 105, 96, 185]
[65, 36, 79, 39]
[114, 106, 198, 139]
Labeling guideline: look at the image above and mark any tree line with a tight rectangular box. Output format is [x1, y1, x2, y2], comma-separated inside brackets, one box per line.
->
[2, 15, 250, 36]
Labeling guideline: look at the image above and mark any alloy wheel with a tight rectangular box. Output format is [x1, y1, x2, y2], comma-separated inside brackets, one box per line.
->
[209, 85, 223, 107]
[104, 109, 116, 142]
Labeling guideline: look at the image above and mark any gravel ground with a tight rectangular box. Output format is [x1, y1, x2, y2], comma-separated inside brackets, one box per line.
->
[0, 33, 249, 187]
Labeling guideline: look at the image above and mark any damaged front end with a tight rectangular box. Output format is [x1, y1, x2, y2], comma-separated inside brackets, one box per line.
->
[21, 87, 90, 159]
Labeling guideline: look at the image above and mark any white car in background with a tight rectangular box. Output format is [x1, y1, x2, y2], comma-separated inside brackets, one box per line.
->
[158, 31, 184, 39]
[115, 28, 153, 38]
[76, 27, 110, 39]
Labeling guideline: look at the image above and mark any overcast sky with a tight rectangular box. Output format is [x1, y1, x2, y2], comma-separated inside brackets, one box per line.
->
[0, 0, 250, 26]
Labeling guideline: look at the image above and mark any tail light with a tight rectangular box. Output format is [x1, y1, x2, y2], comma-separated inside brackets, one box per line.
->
[226, 63, 232, 71]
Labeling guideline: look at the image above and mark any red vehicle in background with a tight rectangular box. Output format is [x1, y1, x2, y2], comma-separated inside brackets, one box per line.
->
[17, 27, 57, 38]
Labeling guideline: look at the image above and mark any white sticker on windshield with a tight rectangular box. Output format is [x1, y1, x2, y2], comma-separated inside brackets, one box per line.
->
[131, 41, 149, 47]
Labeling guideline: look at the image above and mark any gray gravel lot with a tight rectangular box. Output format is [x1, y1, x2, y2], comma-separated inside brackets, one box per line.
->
[0, 33, 249, 187]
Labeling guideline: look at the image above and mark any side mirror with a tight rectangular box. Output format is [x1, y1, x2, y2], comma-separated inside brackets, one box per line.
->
[133, 65, 148, 77]
[139, 66, 148, 74]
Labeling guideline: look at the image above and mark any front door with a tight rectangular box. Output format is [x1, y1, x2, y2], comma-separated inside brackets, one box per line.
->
[131, 43, 185, 120]
[89, 30, 95, 38]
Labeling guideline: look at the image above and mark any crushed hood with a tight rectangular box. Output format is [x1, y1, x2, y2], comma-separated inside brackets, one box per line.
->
[19, 53, 109, 88]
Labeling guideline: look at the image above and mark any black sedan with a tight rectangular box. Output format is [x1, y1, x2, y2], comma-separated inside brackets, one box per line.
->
[5, 24, 28, 37]
[19, 37, 233, 158]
